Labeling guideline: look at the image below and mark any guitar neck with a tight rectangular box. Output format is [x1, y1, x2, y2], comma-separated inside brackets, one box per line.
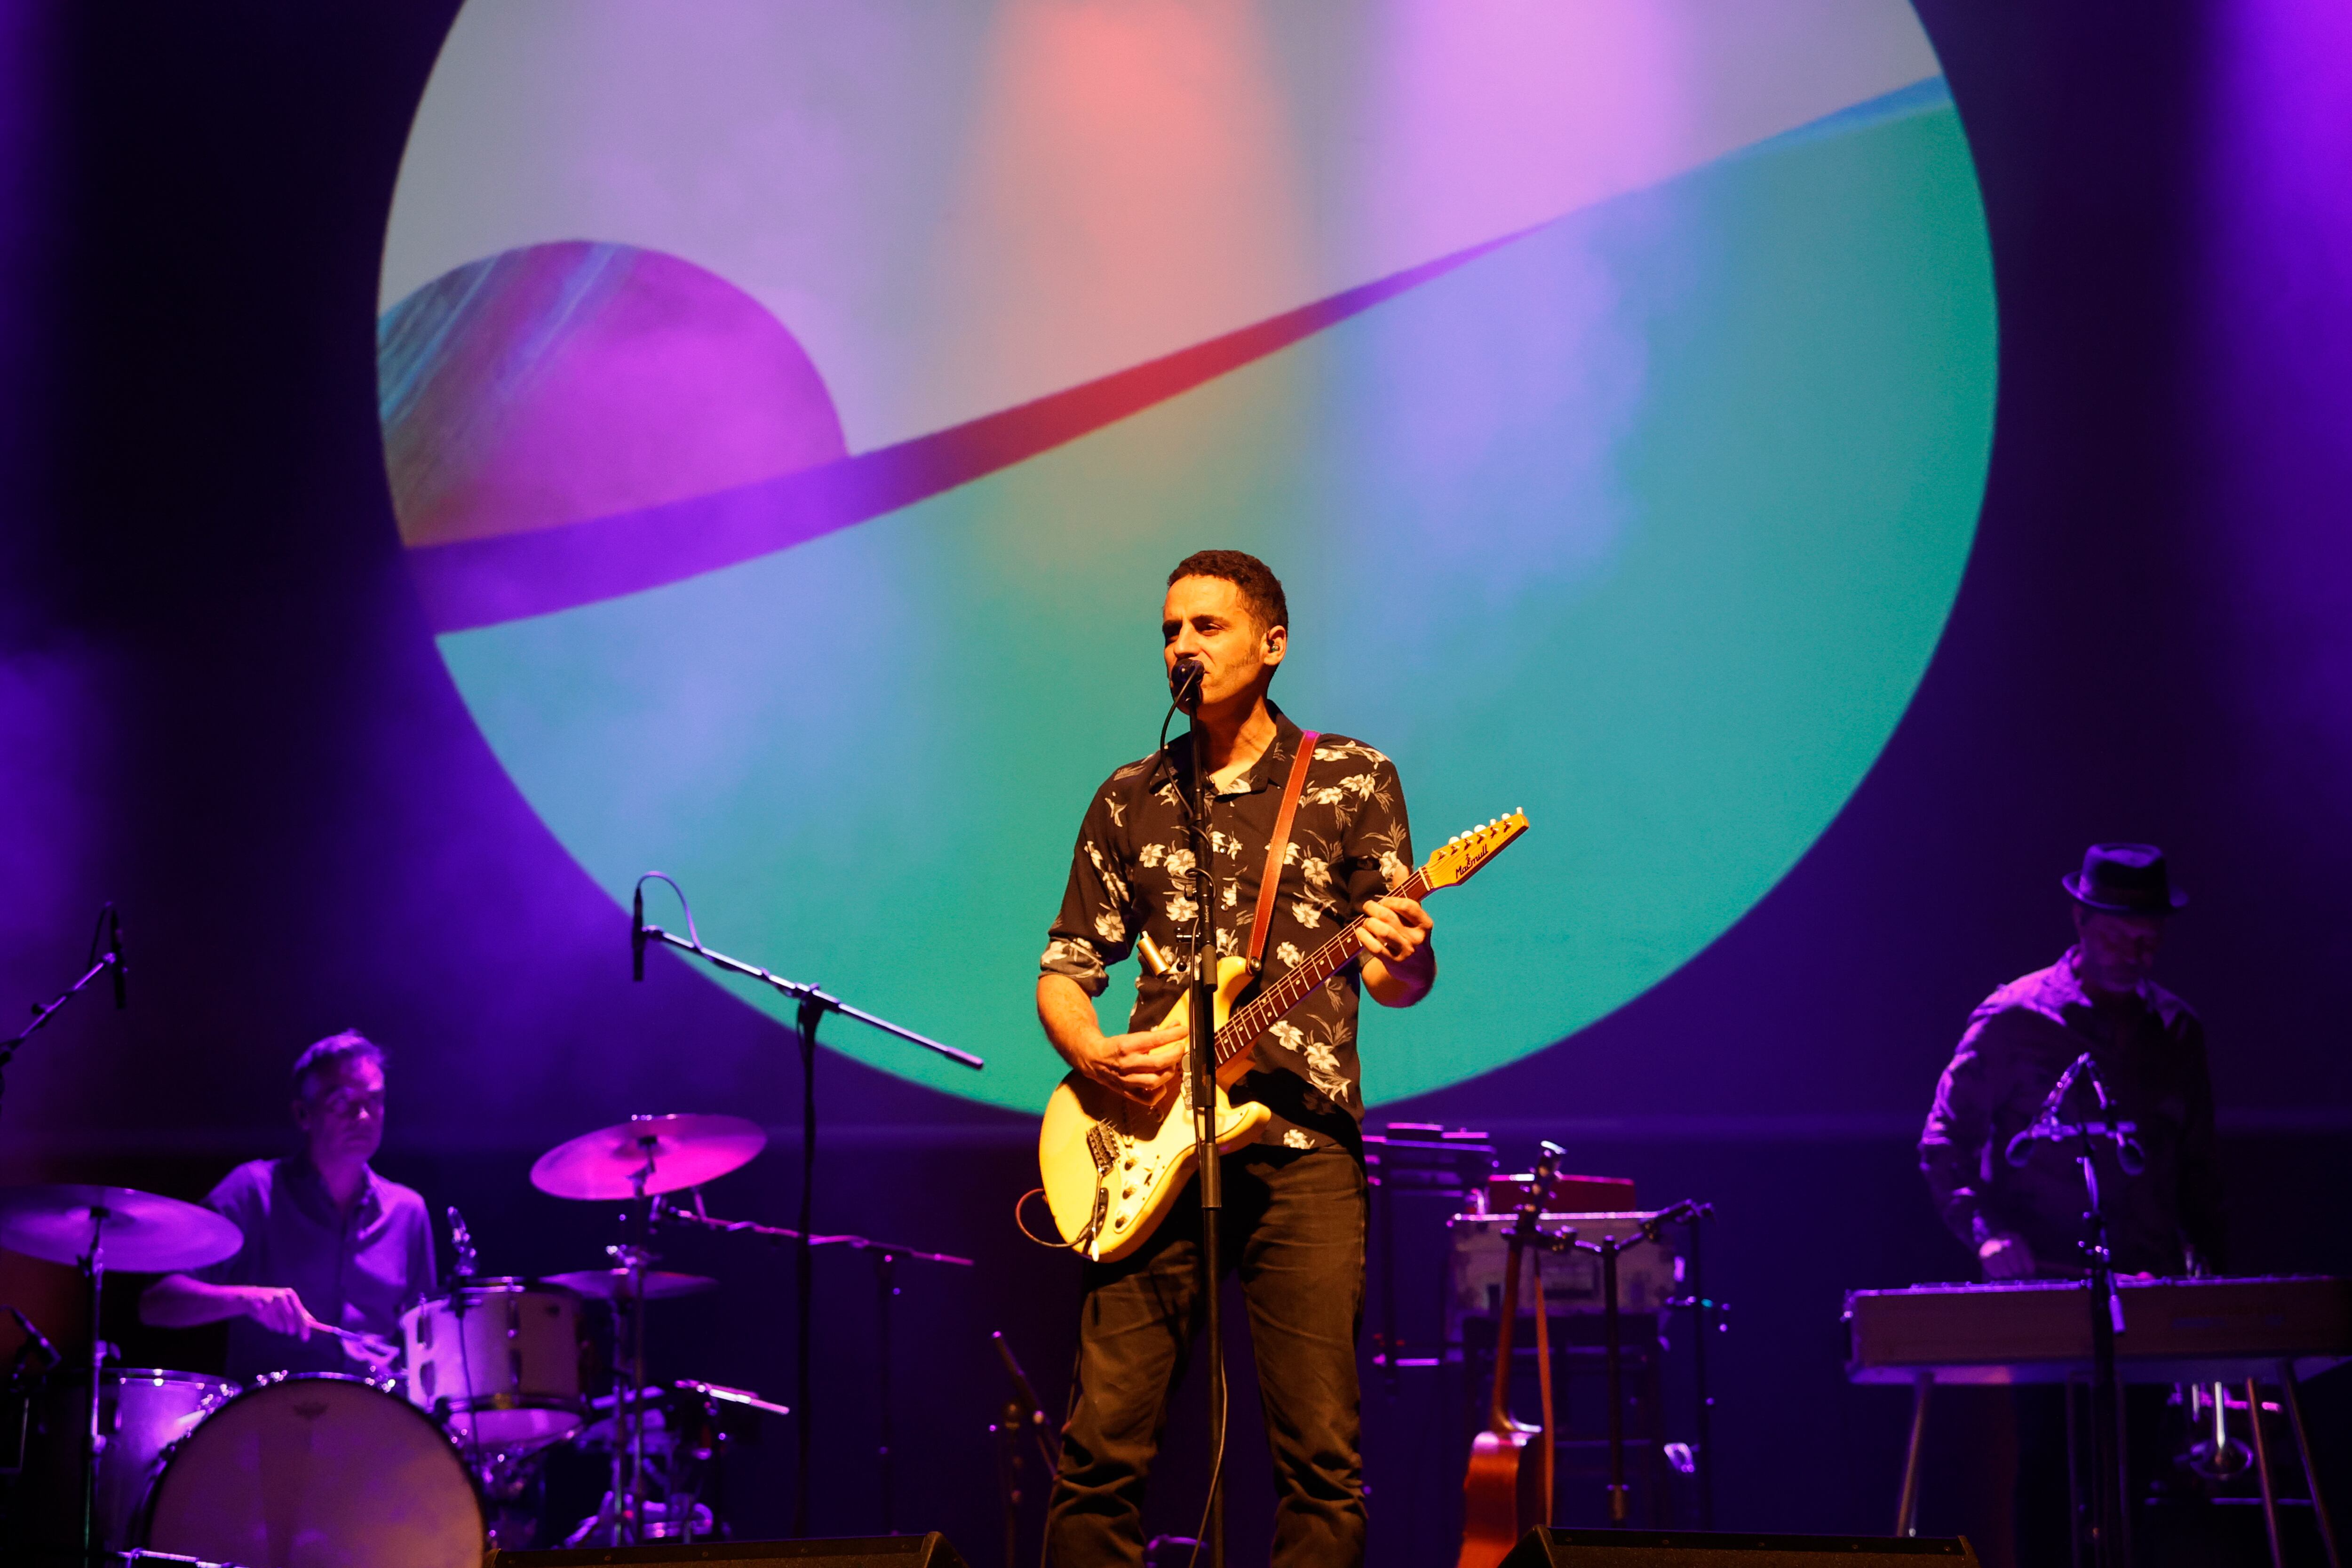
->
[1489, 1231, 1524, 1436]
[1213, 868, 1434, 1071]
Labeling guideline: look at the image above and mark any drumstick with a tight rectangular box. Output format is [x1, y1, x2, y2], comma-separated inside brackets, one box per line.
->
[310, 1320, 397, 1359]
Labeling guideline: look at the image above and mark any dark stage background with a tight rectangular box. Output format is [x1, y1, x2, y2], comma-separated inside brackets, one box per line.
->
[2, 3, 2348, 1565]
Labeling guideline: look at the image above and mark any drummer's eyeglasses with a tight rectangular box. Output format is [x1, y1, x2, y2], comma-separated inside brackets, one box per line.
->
[311, 1089, 387, 1120]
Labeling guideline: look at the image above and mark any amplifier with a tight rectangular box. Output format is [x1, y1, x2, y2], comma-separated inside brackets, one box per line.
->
[1499, 1527, 1979, 1566]
[1448, 1212, 1678, 1334]
[489, 1535, 967, 1568]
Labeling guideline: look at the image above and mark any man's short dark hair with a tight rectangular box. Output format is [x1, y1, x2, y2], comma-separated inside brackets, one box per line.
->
[1168, 549, 1288, 636]
[292, 1030, 384, 1100]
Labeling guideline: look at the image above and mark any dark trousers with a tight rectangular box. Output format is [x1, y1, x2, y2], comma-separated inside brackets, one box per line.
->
[1045, 1142, 1368, 1568]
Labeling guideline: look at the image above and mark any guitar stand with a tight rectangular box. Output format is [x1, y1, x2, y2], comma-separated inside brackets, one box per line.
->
[1555, 1200, 1711, 1526]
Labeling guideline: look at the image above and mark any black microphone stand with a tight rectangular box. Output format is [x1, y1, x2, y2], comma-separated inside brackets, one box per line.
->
[0, 902, 127, 1120]
[2005, 1052, 2144, 1568]
[1175, 673, 1229, 1568]
[988, 1331, 1063, 1568]
[630, 876, 981, 1536]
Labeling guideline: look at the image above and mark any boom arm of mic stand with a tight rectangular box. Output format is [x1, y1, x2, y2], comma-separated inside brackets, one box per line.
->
[639, 923, 983, 1069]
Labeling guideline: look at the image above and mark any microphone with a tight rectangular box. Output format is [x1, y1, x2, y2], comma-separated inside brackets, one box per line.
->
[446, 1206, 478, 1282]
[7, 1304, 60, 1370]
[632, 885, 646, 982]
[107, 906, 126, 1009]
[1169, 655, 1204, 714]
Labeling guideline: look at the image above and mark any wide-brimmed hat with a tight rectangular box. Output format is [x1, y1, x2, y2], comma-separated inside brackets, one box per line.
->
[2063, 843, 2187, 916]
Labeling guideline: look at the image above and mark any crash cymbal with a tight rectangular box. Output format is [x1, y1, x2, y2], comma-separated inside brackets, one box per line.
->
[540, 1268, 720, 1303]
[0, 1185, 241, 1273]
[529, 1113, 767, 1201]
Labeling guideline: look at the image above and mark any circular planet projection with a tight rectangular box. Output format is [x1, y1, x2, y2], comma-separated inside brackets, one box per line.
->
[377, 4, 1994, 1114]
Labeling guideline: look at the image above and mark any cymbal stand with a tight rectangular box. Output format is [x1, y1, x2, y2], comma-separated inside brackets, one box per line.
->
[77, 1205, 110, 1566]
[632, 875, 983, 1536]
[653, 1192, 973, 1532]
[587, 1142, 661, 1546]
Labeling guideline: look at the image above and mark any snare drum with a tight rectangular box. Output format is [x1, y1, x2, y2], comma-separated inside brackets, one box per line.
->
[140, 1373, 484, 1568]
[401, 1278, 584, 1449]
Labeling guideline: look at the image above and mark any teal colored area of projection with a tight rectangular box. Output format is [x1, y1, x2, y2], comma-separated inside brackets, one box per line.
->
[435, 96, 1994, 1113]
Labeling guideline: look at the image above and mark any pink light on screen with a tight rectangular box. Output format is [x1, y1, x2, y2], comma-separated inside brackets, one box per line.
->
[926, 0, 1313, 438]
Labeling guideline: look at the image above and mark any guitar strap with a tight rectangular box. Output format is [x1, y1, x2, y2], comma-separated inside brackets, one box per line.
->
[1247, 730, 1319, 973]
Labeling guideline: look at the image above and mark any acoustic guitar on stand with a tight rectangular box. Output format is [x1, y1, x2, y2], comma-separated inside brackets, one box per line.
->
[1458, 1142, 1563, 1568]
[1036, 811, 1530, 1263]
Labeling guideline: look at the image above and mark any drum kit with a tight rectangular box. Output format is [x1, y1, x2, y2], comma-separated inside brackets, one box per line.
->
[0, 1112, 799, 1567]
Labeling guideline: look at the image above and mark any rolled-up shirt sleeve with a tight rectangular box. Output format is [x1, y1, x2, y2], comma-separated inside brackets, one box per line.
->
[1920, 1003, 2006, 1250]
[1041, 775, 1141, 999]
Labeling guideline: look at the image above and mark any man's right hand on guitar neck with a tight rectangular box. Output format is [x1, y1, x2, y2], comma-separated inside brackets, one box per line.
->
[1038, 974, 1189, 1102]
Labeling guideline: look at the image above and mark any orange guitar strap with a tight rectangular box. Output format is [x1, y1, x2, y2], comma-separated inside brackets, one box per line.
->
[1247, 730, 1319, 973]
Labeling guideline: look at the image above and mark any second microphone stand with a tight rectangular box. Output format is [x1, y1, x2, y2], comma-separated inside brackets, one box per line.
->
[633, 875, 982, 1535]
[2005, 1051, 2145, 1568]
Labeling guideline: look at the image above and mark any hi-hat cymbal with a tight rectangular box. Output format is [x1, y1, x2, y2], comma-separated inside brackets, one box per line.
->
[529, 1114, 767, 1201]
[541, 1268, 720, 1303]
[0, 1185, 242, 1273]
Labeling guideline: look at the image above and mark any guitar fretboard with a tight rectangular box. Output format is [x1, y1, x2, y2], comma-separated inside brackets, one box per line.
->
[1214, 868, 1435, 1069]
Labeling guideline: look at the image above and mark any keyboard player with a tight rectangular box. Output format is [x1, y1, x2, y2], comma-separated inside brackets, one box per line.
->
[1918, 843, 2226, 1565]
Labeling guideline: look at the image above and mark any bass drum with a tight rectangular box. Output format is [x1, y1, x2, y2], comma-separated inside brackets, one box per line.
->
[140, 1373, 483, 1568]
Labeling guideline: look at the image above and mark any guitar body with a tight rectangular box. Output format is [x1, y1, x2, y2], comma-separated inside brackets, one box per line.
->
[1037, 956, 1273, 1262]
[1457, 1429, 1546, 1568]
[1033, 810, 1529, 1264]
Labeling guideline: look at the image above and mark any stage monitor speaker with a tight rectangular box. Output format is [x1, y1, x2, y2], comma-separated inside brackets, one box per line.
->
[489, 1535, 968, 1568]
[1499, 1528, 1979, 1567]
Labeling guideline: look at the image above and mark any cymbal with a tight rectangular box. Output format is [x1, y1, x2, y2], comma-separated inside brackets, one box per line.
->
[529, 1113, 767, 1201]
[541, 1268, 720, 1303]
[0, 1185, 241, 1273]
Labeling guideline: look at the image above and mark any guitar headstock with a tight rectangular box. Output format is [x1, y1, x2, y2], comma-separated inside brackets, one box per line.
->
[1421, 809, 1530, 891]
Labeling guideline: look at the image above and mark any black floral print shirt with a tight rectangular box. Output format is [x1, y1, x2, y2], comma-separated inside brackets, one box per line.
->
[1041, 706, 1414, 1153]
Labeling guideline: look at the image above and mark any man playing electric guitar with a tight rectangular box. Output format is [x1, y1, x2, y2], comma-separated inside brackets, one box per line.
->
[1036, 549, 1436, 1568]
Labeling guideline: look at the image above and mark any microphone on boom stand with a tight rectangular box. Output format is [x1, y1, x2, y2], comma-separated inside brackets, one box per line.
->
[631, 886, 646, 983]
[106, 905, 126, 1009]
[1169, 654, 1204, 715]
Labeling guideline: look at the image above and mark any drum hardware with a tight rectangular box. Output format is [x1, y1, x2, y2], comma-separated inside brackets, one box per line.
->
[650, 1188, 972, 1535]
[139, 1372, 484, 1568]
[2184, 1381, 2254, 1481]
[0, 1184, 238, 1562]
[542, 1266, 719, 1302]
[629, 872, 982, 1535]
[532, 1114, 767, 1546]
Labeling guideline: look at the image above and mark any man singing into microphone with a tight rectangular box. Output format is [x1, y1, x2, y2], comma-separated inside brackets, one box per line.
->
[1918, 844, 2224, 1566]
[1036, 551, 1436, 1567]
[140, 1030, 437, 1379]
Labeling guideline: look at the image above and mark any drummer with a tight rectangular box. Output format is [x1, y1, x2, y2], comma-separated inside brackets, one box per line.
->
[139, 1030, 437, 1380]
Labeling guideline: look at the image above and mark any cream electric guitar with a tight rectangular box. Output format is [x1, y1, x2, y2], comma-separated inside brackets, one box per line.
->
[1037, 811, 1530, 1262]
